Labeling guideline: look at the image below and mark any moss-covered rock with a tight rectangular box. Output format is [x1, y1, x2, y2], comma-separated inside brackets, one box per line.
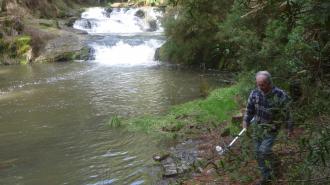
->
[36, 46, 91, 63]
[38, 19, 59, 28]
[55, 46, 91, 62]
[34, 25, 89, 63]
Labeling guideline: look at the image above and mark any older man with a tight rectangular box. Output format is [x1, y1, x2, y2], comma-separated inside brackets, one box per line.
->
[243, 71, 293, 184]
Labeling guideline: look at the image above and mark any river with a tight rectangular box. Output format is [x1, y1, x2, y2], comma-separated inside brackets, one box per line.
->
[0, 7, 227, 185]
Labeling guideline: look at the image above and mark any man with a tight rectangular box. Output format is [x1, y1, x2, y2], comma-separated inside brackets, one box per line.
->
[243, 71, 293, 185]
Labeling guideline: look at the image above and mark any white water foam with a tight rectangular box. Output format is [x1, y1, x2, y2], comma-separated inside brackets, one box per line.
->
[74, 7, 165, 67]
[91, 39, 163, 67]
[74, 7, 163, 34]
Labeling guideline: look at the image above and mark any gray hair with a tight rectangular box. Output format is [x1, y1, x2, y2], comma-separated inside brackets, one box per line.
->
[256, 71, 272, 85]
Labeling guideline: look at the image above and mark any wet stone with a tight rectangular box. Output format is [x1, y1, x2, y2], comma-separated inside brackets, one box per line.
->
[161, 157, 178, 176]
[153, 152, 170, 162]
[147, 20, 158, 32]
[103, 8, 112, 17]
[65, 17, 78, 27]
[154, 47, 161, 61]
[156, 138, 201, 179]
[135, 9, 145, 18]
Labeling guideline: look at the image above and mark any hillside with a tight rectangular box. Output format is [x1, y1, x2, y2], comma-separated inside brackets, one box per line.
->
[0, 0, 105, 65]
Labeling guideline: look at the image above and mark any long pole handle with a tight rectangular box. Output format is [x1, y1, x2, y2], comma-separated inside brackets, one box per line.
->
[228, 128, 247, 147]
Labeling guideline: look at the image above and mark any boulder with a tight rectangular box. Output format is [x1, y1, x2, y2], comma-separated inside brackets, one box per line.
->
[155, 139, 200, 179]
[147, 20, 158, 32]
[65, 17, 78, 27]
[153, 152, 170, 162]
[34, 30, 89, 62]
[103, 8, 112, 17]
[134, 9, 145, 18]
[35, 47, 91, 62]
[82, 19, 92, 29]
[161, 157, 178, 177]
[154, 47, 161, 61]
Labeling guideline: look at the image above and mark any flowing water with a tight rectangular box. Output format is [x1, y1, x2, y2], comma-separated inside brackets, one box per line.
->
[0, 7, 229, 185]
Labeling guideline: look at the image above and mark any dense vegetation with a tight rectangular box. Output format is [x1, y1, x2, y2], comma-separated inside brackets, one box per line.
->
[160, 0, 330, 124]
[155, 0, 330, 183]
[159, 0, 330, 125]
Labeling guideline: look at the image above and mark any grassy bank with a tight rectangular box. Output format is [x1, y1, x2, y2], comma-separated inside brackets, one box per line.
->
[119, 85, 241, 137]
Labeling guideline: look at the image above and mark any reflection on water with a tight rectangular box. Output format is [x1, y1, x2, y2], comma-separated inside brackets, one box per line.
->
[0, 62, 227, 184]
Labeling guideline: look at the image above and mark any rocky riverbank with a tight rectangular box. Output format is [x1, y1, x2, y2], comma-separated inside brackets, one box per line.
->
[123, 85, 243, 184]
[153, 114, 243, 185]
[32, 20, 91, 63]
[152, 111, 304, 185]
[0, 0, 93, 65]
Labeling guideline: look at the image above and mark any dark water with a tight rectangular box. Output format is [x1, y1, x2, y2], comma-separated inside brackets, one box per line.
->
[0, 62, 227, 184]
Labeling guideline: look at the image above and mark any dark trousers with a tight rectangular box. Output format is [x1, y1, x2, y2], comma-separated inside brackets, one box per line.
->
[252, 123, 278, 180]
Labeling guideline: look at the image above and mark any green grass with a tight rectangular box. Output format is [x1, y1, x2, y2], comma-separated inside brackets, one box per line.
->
[124, 85, 240, 136]
[106, 115, 122, 128]
[0, 35, 32, 65]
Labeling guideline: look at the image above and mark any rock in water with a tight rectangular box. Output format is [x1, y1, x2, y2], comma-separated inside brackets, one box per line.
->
[34, 30, 89, 63]
[154, 47, 161, 61]
[65, 17, 78, 27]
[83, 19, 92, 29]
[147, 20, 158, 32]
[153, 152, 170, 162]
[134, 9, 145, 18]
[161, 157, 178, 177]
[103, 8, 112, 17]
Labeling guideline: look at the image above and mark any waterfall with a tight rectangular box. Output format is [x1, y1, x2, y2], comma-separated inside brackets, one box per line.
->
[74, 7, 164, 34]
[74, 7, 165, 66]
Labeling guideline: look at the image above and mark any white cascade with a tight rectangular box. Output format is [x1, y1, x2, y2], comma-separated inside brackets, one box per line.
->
[74, 7, 165, 66]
